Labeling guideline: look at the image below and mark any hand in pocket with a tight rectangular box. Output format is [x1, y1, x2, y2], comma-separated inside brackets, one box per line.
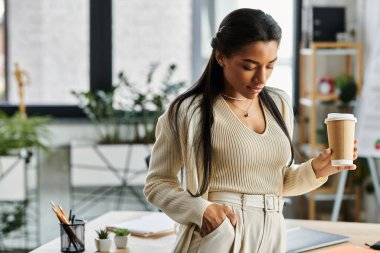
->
[200, 204, 236, 237]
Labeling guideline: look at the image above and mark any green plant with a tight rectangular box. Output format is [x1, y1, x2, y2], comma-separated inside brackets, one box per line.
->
[72, 87, 125, 144]
[334, 74, 357, 104]
[0, 112, 51, 155]
[0, 201, 27, 235]
[95, 228, 110, 239]
[72, 63, 185, 144]
[118, 63, 185, 143]
[113, 228, 130, 236]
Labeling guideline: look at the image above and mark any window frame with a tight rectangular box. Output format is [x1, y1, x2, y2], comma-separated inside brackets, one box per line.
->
[293, 0, 302, 116]
[0, 0, 302, 118]
[0, 0, 112, 118]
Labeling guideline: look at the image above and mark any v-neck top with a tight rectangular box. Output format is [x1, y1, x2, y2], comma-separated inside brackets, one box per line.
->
[144, 86, 327, 230]
[210, 95, 291, 194]
[219, 95, 268, 135]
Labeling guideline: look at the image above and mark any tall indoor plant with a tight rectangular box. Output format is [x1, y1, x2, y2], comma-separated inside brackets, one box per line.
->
[72, 63, 185, 144]
[0, 112, 50, 237]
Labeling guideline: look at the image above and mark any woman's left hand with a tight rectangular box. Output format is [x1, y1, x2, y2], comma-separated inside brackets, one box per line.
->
[311, 139, 358, 179]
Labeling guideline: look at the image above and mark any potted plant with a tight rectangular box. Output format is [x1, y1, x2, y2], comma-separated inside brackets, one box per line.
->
[72, 62, 185, 144]
[71, 87, 126, 145]
[0, 112, 50, 200]
[113, 228, 130, 249]
[0, 201, 27, 236]
[116, 63, 186, 144]
[69, 63, 186, 213]
[0, 112, 50, 241]
[95, 228, 111, 252]
[334, 74, 358, 107]
[0, 112, 51, 156]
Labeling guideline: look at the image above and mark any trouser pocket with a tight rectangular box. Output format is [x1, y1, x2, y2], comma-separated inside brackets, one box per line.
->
[197, 217, 235, 253]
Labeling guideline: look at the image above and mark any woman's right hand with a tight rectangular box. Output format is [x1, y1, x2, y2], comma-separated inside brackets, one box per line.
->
[200, 204, 237, 237]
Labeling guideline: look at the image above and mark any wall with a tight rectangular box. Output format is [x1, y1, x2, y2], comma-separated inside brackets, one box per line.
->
[360, 0, 380, 66]
[358, 0, 380, 175]
[112, 0, 192, 87]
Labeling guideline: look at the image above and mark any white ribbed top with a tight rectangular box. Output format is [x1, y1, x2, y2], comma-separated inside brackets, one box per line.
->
[210, 96, 291, 195]
[144, 87, 327, 228]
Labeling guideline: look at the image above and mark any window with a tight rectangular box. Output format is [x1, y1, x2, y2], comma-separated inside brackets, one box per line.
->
[238, 0, 294, 98]
[1, 1, 297, 117]
[4, 0, 89, 106]
[196, 0, 295, 99]
[113, 0, 192, 90]
[0, 0, 5, 101]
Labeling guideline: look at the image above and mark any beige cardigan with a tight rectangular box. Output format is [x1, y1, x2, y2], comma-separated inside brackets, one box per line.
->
[144, 87, 327, 252]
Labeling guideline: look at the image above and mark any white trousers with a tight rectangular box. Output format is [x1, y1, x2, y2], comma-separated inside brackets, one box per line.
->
[188, 192, 286, 253]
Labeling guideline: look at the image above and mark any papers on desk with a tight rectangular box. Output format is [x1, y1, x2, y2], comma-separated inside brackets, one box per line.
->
[107, 213, 175, 238]
[286, 227, 349, 253]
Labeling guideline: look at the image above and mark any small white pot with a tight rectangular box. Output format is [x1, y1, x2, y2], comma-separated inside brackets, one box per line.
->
[114, 235, 128, 249]
[95, 238, 112, 252]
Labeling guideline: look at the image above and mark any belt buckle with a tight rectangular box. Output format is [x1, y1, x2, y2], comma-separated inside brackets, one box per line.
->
[264, 194, 277, 212]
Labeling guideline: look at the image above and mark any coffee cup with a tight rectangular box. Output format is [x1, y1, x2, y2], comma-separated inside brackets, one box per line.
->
[324, 113, 357, 166]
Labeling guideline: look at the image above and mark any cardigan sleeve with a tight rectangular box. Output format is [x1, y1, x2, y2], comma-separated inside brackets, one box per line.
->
[267, 87, 328, 196]
[144, 111, 212, 228]
[282, 160, 328, 196]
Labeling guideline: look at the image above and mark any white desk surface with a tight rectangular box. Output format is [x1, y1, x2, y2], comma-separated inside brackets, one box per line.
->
[31, 211, 380, 253]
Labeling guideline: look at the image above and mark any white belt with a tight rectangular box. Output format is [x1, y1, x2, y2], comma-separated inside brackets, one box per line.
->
[208, 192, 282, 213]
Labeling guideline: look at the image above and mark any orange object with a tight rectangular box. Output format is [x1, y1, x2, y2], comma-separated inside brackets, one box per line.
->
[50, 201, 71, 224]
[58, 204, 71, 224]
[51, 207, 65, 224]
[317, 245, 376, 252]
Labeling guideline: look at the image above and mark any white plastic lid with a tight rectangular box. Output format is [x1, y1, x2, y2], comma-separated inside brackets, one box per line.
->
[324, 113, 357, 123]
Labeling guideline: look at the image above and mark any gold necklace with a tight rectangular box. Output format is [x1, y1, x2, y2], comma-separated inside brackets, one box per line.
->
[228, 99, 254, 117]
[220, 93, 248, 101]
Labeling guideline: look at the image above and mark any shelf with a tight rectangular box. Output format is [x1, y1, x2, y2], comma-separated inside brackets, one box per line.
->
[298, 143, 327, 158]
[298, 42, 362, 158]
[300, 48, 358, 56]
[300, 94, 338, 106]
[300, 42, 361, 56]
[314, 94, 338, 100]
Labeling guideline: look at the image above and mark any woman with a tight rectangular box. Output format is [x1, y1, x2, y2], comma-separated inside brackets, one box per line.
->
[144, 8, 358, 253]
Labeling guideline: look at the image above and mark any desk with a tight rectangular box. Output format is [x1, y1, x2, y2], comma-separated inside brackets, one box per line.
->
[31, 211, 380, 253]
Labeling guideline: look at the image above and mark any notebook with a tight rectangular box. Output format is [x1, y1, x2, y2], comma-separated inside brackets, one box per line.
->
[107, 213, 175, 238]
[286, 227, 349, 253]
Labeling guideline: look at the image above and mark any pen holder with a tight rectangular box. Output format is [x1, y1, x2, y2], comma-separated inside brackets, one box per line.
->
[60, 222, 85, 252]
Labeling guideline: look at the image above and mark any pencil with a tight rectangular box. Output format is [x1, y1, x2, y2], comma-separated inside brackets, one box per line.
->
[51, 207, 79, 250]
[58, 205, 69, 221]
[50, 203, 83, 250]
[51, 207, 65, 223]
[58, 204, 71, 224]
